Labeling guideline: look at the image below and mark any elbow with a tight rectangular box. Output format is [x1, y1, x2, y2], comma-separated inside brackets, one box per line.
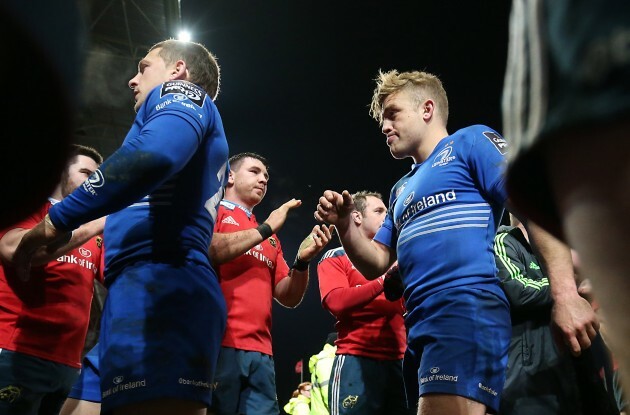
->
[322, 297, 343, 316]
[0, 248, 15, 265]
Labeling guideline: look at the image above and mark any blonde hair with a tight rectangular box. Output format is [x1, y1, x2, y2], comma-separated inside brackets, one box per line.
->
[369, 69, 449, 125]
[291, 381, 312, 398]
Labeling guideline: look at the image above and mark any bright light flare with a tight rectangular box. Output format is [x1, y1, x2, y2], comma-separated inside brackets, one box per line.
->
[178, 30, 192, 42]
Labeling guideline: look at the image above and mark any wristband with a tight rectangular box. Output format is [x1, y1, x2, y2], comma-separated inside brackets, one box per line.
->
[292, 256, 310, 272]
[256, 222, 273, 240]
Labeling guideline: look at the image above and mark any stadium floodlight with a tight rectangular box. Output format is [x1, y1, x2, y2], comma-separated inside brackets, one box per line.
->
[178, 30, 192, 42]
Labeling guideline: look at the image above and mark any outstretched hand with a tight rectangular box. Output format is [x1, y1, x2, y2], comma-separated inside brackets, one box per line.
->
[13, 217, 67, 281]
[297, 224, 336, 262]
[314, 190, 354, 227]
[265, 198, 302, 233]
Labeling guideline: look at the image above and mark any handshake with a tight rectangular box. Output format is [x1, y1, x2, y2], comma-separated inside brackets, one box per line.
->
[383, 265, 404, 301]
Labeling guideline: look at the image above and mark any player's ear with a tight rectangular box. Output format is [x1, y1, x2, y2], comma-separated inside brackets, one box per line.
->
[171, 59, 188, 80]
[351, 211, 362, 226]
[422, 99, 435, 121]
[227, 170, 235, 186]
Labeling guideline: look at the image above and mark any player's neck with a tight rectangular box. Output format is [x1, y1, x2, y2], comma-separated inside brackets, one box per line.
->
[50, 185, 63, 201]
[413, 127, 449, 164]
[223, 191, 257, 212]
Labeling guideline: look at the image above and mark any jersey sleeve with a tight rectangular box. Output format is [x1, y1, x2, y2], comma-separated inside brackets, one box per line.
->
[49, 85, 212, 231]
[373, 183, 401, 248]
[466, 126, 509, 206]
[317, 250, 384, 316]
[493, 231, 552, 312]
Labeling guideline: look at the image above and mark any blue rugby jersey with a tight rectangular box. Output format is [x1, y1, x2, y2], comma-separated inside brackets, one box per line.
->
[49, 80, 229, 281]
[374, 125, 509, 311]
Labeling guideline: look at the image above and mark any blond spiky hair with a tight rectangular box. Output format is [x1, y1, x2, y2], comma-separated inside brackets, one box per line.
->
[369, 69, 449, 125]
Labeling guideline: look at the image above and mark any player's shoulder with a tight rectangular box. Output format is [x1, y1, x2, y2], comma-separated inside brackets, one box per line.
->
[144, 80, 213, 114]
[318, 247, 346, 264]
[454, 125, 508, 156]
[158, 80, 208, 107]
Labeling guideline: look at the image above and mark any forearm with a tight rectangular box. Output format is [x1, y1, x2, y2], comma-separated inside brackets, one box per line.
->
[336, 224, 392, 279]
[51, 115, 201, 231]
[210, 228, 265, 265]
[526, 221, 578, 299]
[31, 218, 104, 266]
[0, 218, 103, 266]
[323, 278, 384, 315]
[274, 268, 309, 308]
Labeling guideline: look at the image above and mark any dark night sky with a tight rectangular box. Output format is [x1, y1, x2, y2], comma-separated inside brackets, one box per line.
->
[182, 0, 512, 407]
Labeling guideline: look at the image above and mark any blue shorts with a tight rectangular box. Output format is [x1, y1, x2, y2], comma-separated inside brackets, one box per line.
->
[0, 349, 79, 415]
[67, 344, 101, 403]
[329, 354, 414, 414]
[99, 261, 226, 413]
[403, 287, 511, 413]
[209, 347, 279, 415]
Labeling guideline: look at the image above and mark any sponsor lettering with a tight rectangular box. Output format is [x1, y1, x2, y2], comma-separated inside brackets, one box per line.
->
[57, 255, 97, 273]
[178, 378, 212, 389]
[245, 249, 274, 269]
[483, 131, 508, 155]
[102, 379, 147, 398]
[155, 100, 172, 111]
[420, 374, 459, 384]
[396, 190, 457, 228]
[478, 383, 498, 396]
[160, 81, 206, 107]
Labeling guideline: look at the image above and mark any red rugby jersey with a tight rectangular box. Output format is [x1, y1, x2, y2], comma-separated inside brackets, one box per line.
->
[214, 200, 290, 356]
[0, 200, 104, 368]
[318, 247, 406, 360]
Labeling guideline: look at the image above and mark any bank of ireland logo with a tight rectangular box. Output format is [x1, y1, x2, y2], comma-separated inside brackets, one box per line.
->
[430, 367, 440, 374]
[403, 191, 415, 206]
[88, 169, 105, 188]
[172, 93, 187, 102]
[113, 376, 124, 385]
[432, 145, 455, 167]
[78, 247, 92, 258]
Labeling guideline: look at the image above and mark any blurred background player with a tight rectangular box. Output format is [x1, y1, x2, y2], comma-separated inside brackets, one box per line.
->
[502, 0, 627, 394]
[0, 144, 104, 415]
[494, 214, 618, 414]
